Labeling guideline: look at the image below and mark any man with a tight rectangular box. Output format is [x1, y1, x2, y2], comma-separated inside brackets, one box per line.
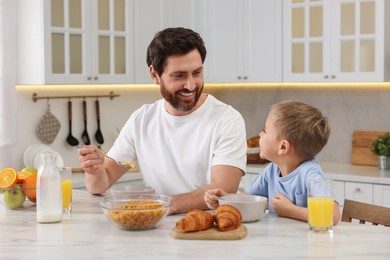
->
[78, 27, 246, 214]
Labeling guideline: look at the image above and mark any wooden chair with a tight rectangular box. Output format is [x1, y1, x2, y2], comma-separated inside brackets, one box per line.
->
[341, 199, 390, 227]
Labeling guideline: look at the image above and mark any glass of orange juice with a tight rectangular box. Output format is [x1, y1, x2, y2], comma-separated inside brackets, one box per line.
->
[59, 167, 72, 213]
[307, 179, 334, 233]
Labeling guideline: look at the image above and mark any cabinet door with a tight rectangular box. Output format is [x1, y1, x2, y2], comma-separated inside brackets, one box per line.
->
[283, 0, 331, 82]
[331, 0, 384, 82]
[44, 0, 90, 84]
[89, 0, 134, 84]
[331, 180, 345, 207]
[204, 0, 282, 83]
[42, 0, 133, 84]
[345, 182, 373, 203]
[373, 184, 390, 207]
[283, 0, 384, 82]
[133, 0, 203, 83]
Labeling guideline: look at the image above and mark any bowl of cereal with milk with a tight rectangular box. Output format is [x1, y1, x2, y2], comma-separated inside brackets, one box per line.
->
[100, 194, 172, 230]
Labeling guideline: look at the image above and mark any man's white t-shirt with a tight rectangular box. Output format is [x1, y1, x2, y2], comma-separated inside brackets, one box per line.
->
[108, 94, 247, 196]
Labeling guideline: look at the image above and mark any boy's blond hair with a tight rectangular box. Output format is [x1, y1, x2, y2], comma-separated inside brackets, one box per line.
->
[270, 100, 330, 161]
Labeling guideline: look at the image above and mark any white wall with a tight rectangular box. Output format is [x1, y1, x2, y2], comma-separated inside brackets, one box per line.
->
[14, 84, 390, 170]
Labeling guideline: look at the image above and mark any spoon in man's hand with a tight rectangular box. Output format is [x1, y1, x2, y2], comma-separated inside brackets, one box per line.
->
[194, 185, 225, 200]
[103, 154, 134, 169]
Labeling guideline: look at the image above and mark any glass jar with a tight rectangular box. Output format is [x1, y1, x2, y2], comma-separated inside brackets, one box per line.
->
[36, 151, 62, 223]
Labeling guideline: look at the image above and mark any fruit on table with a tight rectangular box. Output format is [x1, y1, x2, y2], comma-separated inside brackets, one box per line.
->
[0, 168, 18, 188]
[4, 184, 26, 209]
[21, 167, 37, 174]
[22, 173, 37, 203]
[17, 171, 34, 184]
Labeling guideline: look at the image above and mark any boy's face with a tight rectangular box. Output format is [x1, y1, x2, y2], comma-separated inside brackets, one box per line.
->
[150, 49, 204, 116]
[259, 114, 281, 161]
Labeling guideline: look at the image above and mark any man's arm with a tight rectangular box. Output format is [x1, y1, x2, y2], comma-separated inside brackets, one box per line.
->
[168, 165, 243, 215]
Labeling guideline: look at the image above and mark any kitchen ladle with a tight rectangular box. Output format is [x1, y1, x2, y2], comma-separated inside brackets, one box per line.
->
[95, 99, 104, 144]
[81, 100, 91, 145]
[66, 100, 79, 146]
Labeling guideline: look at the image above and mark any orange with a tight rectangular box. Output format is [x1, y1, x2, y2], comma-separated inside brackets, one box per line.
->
[22, 173, 37, 203]
[17, 171, 34, 184]
[0, 168, 18, 188]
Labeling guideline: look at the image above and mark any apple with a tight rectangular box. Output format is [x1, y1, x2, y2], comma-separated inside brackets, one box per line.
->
[21, 167, 37, 174]
[3, 185, 26, 209]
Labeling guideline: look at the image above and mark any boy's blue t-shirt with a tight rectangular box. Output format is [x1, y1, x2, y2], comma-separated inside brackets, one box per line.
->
[246, 159, 324, 214]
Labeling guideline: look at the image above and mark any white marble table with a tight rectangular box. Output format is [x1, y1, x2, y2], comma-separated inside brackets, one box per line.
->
[1, 190, 389, 259]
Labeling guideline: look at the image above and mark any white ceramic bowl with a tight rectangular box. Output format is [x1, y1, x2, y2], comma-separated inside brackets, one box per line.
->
[218, 194, 268, 222]
[110, 185, 155, 199]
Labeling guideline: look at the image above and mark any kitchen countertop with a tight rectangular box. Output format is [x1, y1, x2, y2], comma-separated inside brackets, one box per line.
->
[247, 162, 390, 185]
[72, 171, 143, 189]
[1, 190, 389, 259]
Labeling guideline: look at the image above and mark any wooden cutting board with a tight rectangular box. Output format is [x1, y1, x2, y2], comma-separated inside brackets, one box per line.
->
[171, 225, 247, 240]
[351, 130, 387, 166]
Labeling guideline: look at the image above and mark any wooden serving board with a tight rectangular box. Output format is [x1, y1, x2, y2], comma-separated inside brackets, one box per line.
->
[171, 225, 247, 240]
[351, 130, 387, 166]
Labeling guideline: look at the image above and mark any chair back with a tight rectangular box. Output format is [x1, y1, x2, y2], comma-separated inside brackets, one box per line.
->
[341, 199, 390, 226]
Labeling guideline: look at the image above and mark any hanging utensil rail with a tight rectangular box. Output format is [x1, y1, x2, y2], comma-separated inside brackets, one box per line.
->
[32, 91, 119, 102]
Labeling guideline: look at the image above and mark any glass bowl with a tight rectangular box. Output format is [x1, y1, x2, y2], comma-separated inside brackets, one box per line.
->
[110, 185, 155, 199]
[100, 194, 172, 230]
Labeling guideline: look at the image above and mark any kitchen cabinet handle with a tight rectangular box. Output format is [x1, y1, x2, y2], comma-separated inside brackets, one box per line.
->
[87, 76, 92, 80]
[331, 75, 336, 79]
[324, 75, 329, 79]
[237, 76, 242, 80]
[243, 76, 248, 80]
[355, 187, 361, 192]
[94, 76, 98, 80]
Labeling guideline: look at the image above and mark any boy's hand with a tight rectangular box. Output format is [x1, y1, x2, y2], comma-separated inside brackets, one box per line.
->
[203, 188, 228, 209]
[272, 193, 294, 217]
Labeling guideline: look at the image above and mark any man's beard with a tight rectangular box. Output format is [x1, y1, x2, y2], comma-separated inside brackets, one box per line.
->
[160, 83, 203, 112]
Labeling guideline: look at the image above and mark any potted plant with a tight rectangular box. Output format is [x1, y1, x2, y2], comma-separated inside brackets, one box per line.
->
[371, 132, 390, 169]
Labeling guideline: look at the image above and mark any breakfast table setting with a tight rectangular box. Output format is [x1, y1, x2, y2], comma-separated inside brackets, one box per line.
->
[1, 189, 389, 259]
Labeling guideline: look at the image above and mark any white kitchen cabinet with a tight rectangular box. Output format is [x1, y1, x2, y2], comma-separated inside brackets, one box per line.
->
[373, 184, 390, 207]
[345, 181, 373, 204]
[283, 0, 388, 82]
[203, 0, 282, 83]
[133, 0, 203, 83]
[17, 0, 134, 84]
[331, 180, 345, 207]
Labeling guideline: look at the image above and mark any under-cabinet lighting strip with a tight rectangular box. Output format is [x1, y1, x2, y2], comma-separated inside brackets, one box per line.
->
[31, 91, 120, 102]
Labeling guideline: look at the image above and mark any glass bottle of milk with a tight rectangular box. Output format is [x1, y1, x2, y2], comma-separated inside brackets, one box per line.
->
[36, 151, 62, 223]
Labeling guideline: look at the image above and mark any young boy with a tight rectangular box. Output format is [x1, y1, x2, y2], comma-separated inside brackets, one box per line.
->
[204, 100, 341, 225]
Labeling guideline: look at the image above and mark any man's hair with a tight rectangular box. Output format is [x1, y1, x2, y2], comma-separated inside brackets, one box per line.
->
[270, 100, 331, 161]
[146, 27, 207, 76]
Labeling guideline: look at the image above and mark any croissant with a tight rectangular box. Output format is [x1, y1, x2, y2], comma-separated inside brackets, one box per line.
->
[214, 205, 242, 231]
[175, 209, 214, 232]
